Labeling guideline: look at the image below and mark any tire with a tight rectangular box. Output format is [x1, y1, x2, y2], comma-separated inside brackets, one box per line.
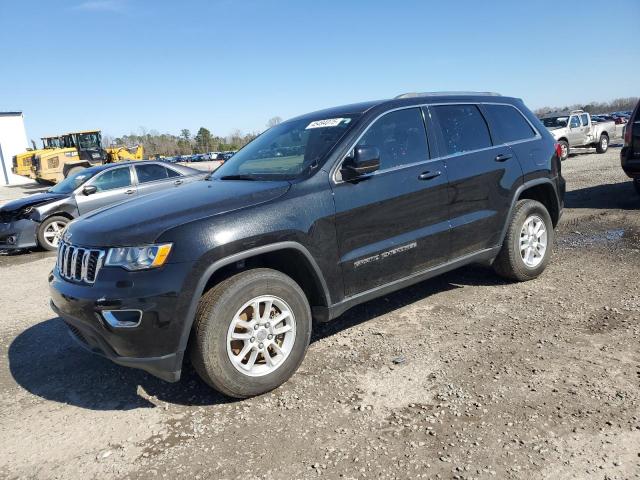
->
[37, 216, 70, 251]
[558, 140, 569, 161]
[190, 268, 312, 398]
[595, 134, 609, 154]
[493, 199, 554, 282]
[633, 179, 640, 196]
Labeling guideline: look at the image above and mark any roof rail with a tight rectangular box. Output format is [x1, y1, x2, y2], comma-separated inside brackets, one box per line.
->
[395, 91, 502, 99]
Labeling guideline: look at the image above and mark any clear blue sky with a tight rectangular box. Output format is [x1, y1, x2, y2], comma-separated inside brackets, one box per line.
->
[1, 0, 638, 142]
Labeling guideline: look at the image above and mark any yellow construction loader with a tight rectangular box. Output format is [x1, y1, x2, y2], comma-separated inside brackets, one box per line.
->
[32, 130, 144, 184]
[12, 136, 66, 180]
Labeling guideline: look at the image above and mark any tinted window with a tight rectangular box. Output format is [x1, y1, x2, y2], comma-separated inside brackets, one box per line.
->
[483, 104, 537, 144]
[92, 168, 132, 192]
[570, 116, 581, 128]
[433, 105, 492, 155]
[356, 108, 428, 169]
[135, 164, 177, 183]
[581, 113, 589, 125]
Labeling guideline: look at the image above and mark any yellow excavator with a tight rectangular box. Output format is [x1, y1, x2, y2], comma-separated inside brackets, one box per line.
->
[12, 136, 67, 181]
[31, 130, 144, 184]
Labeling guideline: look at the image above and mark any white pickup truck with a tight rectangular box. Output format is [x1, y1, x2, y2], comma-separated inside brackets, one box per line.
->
[540, 110, 615, 160]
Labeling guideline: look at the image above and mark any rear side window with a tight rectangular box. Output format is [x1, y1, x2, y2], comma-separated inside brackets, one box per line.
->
[432, 105, 492, 156]
[357, 108, 429, 170]
[482, 104, 537, 144]
[581, 113, 589, 125]
[135, 164, 179, 183]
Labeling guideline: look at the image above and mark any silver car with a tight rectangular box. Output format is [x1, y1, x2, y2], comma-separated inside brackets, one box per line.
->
[0, 161, 205, 251]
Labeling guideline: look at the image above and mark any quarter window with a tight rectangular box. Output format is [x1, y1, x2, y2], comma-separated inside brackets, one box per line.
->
[432, 105, 492, 156]
[91, 167, 132, 192]
[135, 164, 180, 183]
[482, 104, 537, 144]
[356, 108, 429, 170]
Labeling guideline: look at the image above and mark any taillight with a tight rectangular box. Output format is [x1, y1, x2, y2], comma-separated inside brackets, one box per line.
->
[624, 123, 632, 146]
[554, 143, 563, 158]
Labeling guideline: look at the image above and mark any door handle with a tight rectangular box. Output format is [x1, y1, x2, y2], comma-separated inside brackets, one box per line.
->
[418, 170, 442, 180]
[174, 179, 183, 185]
[124, 189, 135, 195]
[495, 153, 513, 162]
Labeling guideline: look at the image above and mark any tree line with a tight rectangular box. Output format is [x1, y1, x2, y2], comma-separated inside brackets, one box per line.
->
[534, 97, 638, 117]
[103, 117, 283, 157]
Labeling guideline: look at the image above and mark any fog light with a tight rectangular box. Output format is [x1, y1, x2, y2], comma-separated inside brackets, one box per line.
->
[6, 235, 16, 245]
[101, 310, 142, 328]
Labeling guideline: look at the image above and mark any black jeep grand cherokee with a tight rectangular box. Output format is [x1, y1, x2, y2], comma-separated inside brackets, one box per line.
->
[50, 92, 565, 398]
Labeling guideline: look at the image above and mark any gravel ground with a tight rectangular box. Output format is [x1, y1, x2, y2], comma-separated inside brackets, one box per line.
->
[0, 146, 638, 480]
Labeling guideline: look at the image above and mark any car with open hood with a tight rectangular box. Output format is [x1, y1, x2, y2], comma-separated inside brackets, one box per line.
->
[0, 161, 203, 251]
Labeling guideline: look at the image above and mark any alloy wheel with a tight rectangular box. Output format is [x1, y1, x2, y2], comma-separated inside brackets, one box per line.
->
[519, 215, 547, 268]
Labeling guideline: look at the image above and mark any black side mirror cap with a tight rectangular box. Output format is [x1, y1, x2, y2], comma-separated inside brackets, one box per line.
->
[341, 146, 380, 180]
[83, 185, 97, 196]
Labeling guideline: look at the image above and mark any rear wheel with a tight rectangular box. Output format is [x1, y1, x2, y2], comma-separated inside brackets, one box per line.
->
[493, 199, 554, 281]
[190, 268, 312, 398]
[558, 140, 569, 160]
[37, 216, 69, 251]
[596, 134, 609, 154]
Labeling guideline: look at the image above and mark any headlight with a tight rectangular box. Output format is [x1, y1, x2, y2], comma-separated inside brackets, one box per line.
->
[105, 243, 172, 270]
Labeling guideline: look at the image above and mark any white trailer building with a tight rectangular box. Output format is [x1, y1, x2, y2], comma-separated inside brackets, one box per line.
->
[0, 112, 31, 185]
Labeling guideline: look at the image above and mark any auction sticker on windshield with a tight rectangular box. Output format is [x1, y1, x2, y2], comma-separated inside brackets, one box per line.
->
[306, 118, 350, 129]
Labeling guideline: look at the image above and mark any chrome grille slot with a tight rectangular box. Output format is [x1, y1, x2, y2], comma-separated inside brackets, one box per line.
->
[56, 241, 105, 285]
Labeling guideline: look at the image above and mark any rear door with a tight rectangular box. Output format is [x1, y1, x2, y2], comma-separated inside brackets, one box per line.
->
[331, 107, 450, 297]
[429, 103, 522, 258]
[134, 163, 185, 196]
[75, 166, 136, 215]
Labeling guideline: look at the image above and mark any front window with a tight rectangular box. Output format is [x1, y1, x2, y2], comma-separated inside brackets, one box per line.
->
[541, 117, 568, 128]
[48, 169, 96, 194]
[213, 115, 360, 180]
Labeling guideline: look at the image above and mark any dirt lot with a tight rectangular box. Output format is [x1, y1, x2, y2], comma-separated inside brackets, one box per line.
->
[0, 145, 638, 480]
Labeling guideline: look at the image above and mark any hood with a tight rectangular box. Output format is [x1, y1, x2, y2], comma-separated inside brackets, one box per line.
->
[0, 192, 67, 214]
[65, 179, 291, 246]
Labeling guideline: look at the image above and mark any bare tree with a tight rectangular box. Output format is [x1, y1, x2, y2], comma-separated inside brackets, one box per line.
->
[266, 116, 282, 129]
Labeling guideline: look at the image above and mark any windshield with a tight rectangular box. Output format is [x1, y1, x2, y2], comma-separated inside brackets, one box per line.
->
[541, 117, 568, 128]
[213, 115, 359, 180]
[48, 169, 96, 194]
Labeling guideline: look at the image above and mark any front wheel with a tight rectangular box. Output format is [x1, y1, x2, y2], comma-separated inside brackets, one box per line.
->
[493, 199, 554, 281]
[37, 216, 69, 251]
[595, 134, 609, 154]
[190, 268, 312, 398]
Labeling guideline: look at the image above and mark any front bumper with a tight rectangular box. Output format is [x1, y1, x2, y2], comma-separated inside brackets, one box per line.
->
[48, 261, 195, 382]
[0, 219, 38, 250]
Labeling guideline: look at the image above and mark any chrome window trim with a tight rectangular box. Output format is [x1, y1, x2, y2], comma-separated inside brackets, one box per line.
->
[331, 101, 541, 185]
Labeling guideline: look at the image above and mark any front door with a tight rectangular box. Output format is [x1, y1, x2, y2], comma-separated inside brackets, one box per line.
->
[567, 115, 585, 146]
[75, 165, 137, 215]
[429, 104, 523, 258]
[331, 107, 451, 297]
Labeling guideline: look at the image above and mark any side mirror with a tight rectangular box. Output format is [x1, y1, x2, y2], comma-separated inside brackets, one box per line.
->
[82, 185, 97, 196]
[341, 146, 380, 180]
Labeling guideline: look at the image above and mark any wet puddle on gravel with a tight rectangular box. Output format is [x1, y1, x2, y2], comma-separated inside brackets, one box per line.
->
[559, 228, 638, 248]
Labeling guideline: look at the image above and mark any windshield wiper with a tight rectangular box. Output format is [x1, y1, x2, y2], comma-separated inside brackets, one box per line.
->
[219, 174, 259, 181]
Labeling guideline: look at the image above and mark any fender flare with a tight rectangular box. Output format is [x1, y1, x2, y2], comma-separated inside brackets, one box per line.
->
[177, 241, 331, 352]
[498, 178, 561, 246]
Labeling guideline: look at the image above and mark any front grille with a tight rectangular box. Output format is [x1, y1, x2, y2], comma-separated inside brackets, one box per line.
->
[57, 241, 106, 284]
